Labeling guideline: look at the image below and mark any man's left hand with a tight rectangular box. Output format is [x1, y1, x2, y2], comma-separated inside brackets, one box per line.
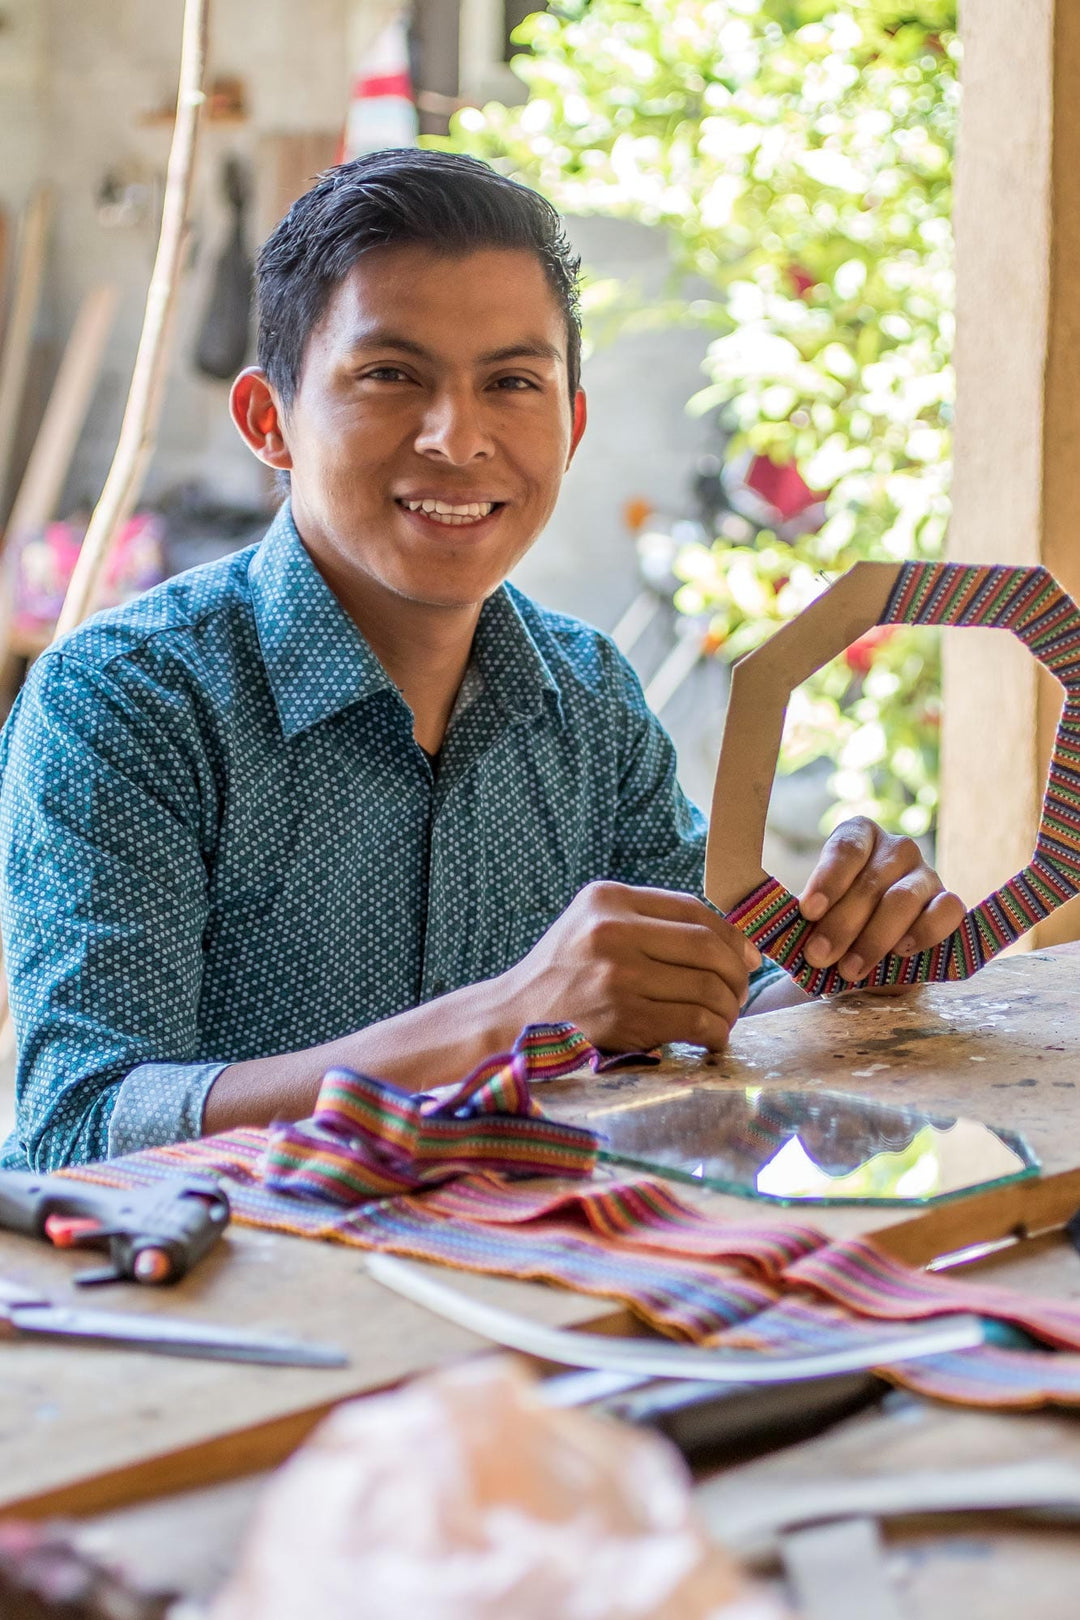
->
[798, 817, 965, 982]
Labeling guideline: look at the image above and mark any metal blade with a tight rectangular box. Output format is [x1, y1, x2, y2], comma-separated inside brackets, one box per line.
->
[366, 1253, 985, 1382]
[9, 1303, 347, 1367]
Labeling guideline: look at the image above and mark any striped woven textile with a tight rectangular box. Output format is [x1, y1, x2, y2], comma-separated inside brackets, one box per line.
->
[60, 1131, 1080, 1410]
[728, 561, 1080, 994]
[261, 1024, 608, 1203]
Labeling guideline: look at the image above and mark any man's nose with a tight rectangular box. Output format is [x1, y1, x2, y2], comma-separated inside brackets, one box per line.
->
[414, 388, 495, 463]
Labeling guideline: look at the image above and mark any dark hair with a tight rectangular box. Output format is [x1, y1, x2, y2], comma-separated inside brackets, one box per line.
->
[256, 148, 582, 409]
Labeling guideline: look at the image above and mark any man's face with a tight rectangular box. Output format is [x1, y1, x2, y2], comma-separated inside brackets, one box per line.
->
[272, 244, 585, 613]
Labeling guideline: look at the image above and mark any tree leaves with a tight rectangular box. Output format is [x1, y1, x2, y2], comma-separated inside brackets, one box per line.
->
[441, 0, 957, 837]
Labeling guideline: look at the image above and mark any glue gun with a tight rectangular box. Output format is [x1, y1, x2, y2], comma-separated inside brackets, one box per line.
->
[0, 1169, 230, 1286]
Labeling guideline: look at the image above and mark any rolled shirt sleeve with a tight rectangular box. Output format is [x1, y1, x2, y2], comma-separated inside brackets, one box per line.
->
[0, 653, 218, 1170]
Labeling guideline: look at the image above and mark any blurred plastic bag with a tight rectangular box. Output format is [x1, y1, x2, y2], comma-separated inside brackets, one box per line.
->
[211, 1361, 783, 1620]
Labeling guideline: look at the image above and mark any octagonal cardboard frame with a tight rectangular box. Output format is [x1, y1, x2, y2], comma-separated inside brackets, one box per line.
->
[705, 559, 1080, 995]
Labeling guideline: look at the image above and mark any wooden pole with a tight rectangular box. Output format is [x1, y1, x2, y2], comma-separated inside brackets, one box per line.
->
[2, 284, 118, 553]
[0, 189, 52, 524]
[54, 0, 210, 638]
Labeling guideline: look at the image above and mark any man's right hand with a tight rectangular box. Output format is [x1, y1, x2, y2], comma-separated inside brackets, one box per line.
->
[206, 884, 759, 1135]
[499, 881, 760, 1053]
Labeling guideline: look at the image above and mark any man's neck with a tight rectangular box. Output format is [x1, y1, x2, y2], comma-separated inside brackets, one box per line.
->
[365, 599, 480, 754]
[295, 516, 482, 754]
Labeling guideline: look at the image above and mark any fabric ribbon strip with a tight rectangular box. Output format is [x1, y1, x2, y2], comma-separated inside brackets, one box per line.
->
[261, 1023, 610, 1204]
[59, 1082, 1080, 1411]
[728, 561, 1080, 994]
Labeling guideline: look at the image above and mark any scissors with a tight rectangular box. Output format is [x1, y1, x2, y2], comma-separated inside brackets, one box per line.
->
[0, 1274, 347, 1367]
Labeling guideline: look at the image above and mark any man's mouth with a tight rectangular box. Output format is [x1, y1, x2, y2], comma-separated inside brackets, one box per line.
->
[395, 498, 504, 528]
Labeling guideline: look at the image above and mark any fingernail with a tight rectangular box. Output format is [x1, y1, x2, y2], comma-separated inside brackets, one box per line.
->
[801, 893, 828, 922]
[804, 935, 831, 967]
[839, 953, 864, 980]
[743, 941, 762, 969]
[897, 936, 915, 956]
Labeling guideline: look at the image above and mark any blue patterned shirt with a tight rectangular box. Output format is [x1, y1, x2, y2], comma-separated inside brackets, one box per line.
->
[0, 505, 780, 1170]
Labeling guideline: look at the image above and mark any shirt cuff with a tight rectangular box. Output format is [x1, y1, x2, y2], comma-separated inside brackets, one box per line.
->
[107, 1061, 228, 1158]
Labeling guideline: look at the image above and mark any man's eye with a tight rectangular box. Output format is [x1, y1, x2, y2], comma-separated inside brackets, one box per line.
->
[362, 366, 410, 382]
[493, 375, 537, 391]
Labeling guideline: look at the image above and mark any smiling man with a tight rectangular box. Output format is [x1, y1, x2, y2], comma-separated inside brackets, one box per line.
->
[0, 151, 963, 1171]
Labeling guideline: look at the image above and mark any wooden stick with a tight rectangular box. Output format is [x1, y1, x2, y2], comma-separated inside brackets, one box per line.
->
[54, 0, 209, 638]
[0, 188, 52, 523]
[2, 284, 118, 550]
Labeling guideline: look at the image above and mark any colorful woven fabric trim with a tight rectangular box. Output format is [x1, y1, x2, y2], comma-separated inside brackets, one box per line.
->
[260, 1023, 611, 1205]
[728, 560, 1080, 994]
[60, 1125, 1080, 1410]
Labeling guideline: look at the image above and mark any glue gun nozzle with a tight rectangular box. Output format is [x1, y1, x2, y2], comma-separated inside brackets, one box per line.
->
[132, 1247, 174, 1284]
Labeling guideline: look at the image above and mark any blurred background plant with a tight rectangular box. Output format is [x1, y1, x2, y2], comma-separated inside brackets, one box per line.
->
[441, 0, 957, 839]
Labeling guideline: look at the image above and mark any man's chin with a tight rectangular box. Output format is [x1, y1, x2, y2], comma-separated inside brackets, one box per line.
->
[383, 571, 504, 613]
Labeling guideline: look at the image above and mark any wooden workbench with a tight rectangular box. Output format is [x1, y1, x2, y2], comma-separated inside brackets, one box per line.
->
[5, 950, 1080, 1613]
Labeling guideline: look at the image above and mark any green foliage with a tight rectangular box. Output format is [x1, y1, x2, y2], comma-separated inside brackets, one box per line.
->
[439, 0, 958, 836]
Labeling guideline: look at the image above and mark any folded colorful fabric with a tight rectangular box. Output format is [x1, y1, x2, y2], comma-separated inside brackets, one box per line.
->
[56, 1025, 1080, 1411]
[262, 1024, 609, 1204]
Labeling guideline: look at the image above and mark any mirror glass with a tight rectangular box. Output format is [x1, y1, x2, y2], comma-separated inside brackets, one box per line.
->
[583, 1087, 1039, 1206]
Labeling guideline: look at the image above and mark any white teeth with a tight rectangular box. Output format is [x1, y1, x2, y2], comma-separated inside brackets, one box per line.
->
[400, 499, 496, 520]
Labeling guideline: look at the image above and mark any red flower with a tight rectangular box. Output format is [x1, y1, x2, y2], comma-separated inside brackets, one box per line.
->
[844, 625, 895, 675]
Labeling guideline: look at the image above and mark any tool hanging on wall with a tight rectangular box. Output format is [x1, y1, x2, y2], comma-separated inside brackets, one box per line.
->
[194, 155, 253, 380]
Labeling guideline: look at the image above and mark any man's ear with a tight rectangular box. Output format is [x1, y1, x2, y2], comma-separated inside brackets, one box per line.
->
[566, 389, 587, 467]
[230, 368, 293, 470]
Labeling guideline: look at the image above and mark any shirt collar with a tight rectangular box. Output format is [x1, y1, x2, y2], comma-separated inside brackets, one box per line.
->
[249, 505, 563, 739]
[471, 582, 563, 725]
[250, 505, 398, 740]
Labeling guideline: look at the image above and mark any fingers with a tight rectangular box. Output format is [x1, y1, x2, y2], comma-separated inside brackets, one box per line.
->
[893, 888, 966, 955]
[592, 883, 761, 972]
[824, 864, 942, 980]
[799, 818, 877, 923]
[798, 820, 964, 978]
[625, 887, 761, 959]
[635, 957, 744, 1030]
[635, 999, 737, 1052]
[638, 917, 755, 988]
[568, 884, 755, 1051]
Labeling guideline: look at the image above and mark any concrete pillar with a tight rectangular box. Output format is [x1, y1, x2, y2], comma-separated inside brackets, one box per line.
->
[942, 0, 1080, 943]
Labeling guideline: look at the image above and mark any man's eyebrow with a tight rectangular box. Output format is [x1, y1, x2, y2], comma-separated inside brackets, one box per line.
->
[344, 330, 564, 365]
[476, 340, 564, 366]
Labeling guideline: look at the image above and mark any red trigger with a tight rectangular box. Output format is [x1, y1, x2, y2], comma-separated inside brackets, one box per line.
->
[44, 1215, 105, 1248]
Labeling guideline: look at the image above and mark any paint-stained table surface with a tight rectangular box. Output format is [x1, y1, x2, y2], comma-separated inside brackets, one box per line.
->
[5, 950, 1080, 1613]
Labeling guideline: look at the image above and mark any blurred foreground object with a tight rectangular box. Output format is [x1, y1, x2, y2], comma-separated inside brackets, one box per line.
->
[210, 1362, 782, 1620]
[0, 1521, 174, 1619]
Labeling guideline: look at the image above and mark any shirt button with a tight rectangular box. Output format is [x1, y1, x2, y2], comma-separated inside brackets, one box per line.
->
[430, 977, 448, 997]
